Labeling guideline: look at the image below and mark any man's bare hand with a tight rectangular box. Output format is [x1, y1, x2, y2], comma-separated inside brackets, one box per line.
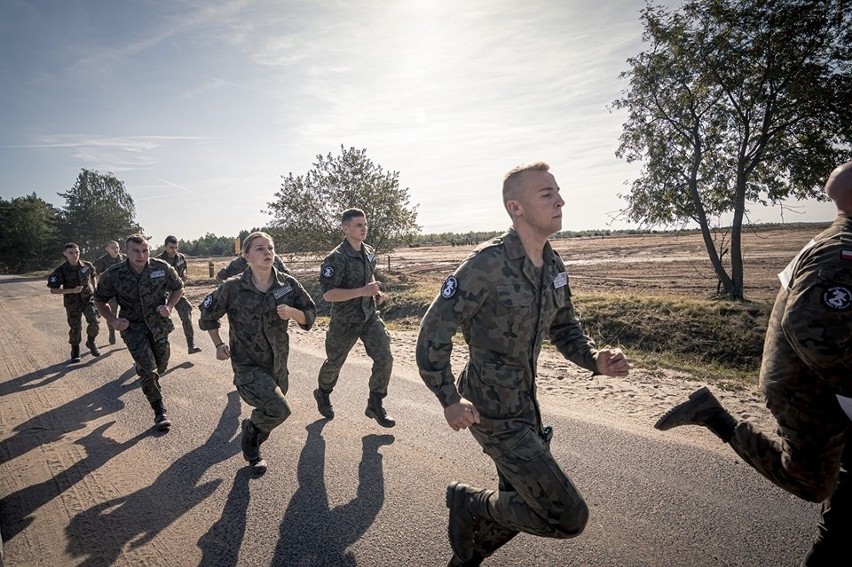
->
[444, 398, 481, 431]
[594, 348, 630, 377]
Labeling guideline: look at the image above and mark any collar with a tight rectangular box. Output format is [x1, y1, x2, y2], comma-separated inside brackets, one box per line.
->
[502, 227, 558, 267]
[239, 267, 289, 292]
[341, 238, 369, 258]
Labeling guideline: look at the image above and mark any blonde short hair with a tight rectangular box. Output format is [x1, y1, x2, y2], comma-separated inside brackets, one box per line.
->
[502, 161, 551, 208]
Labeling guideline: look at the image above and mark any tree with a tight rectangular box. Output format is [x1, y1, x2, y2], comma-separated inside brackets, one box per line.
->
[266, 146, 419, 254]
[0, 193, 61, 273]
[58, 169, 139, 258]
[613, 0, 852, 299]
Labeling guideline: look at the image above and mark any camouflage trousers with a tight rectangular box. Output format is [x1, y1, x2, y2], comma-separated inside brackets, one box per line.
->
[65, 302, 99, 346]
[122, 328, 170, 404]
[174, 296, 195, 346]
[466, 421, 589, 555]
[727, 370, 851, 566]
[234, 366, 291, 434]
[103, 298, 118, 336]
[317, 314, 393, 396]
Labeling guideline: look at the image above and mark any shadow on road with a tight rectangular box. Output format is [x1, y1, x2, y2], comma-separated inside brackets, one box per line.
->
[0, 367, 136, 465]
[0, 420, 147, 542]
[196, 467, 254, 566]
[64, 390, 242, 567]
[271, 419, 395, 567]
[0, 349, 123, 398]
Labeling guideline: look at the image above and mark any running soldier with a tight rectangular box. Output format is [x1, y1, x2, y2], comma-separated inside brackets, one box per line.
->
[313, 208, 395, 428]
[47, 242, 101, 362]
[199, 232, 316, 474]
[93, 240, 125, 345]
[416, 162, 630, 565]
[94, 234, 184, 431]
[655, 160, 852, 567]
[157, 235, 201, 353]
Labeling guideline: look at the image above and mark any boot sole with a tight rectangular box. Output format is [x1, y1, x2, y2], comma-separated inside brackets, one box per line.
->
[365, 408, 396, 428]
[654, 386, 711, 430]
[155, 418, 172, 431]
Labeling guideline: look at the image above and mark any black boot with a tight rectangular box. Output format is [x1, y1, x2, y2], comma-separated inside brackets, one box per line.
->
[313, 388, 335, 419]
[365, 393, 396, 428]
[446, 482, 494, 562]
[151, 400, 172, 431]
[187, 342, 201, 354]
[108, 328, 116, 345]
[448, 551, 486, 566]
[241, 418, 267, 473]
[654, 386, 737, 442]
[85, 337, 101, 357]
[70, 344, 81, 363]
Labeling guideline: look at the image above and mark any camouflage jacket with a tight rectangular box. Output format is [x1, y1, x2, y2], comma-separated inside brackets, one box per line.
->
[157, 251, 189, 278]
[93, 258, 183, 339]
[416, 228, 598, 424]
[762, 214, 852, 397]
[198, 267, 316, 383]
[93, 253, 125, 275]
[47, 260, 97, 307]
[319, 239, 378, 323]
[217, 255, 290, 281]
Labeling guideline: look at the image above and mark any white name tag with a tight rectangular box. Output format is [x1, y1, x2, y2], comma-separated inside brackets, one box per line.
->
[367, 253, 375, 263]
[553, 272, 568, 289]
[150, 270, 166, 279]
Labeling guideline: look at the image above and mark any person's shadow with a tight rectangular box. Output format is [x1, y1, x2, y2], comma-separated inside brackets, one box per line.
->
[64, 390, 242, 567]
[0, 420, 147, 541]
[0, 349, 123, 398]
[271, 420, 395, 566]
[0, 366, 136, 465]
[196, 467, 254, 566]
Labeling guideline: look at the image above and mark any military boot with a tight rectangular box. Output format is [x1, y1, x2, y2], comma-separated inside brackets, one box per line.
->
[187, 343, 201, 354]
[313, 388, 335, 419]
[654, 386, 737, 442]
[241, 418, 267, 474]
[365, 393, 396, 428]
[448, 552, 485, 566]
[152, 400, 172, 431]
[70, 344, 81, 363]
[108, 328, 116, 345]
[85, 337, 101, 357]
[446, 482, 494, 562]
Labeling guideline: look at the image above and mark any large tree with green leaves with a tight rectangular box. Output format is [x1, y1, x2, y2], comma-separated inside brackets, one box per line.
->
[613, 0, 852, 299]
[0, 193, 61, 273]
[58, 169, 138, 258]
[266, 146, 419, 254]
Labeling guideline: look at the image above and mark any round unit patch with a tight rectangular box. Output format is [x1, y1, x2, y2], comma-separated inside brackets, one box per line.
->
[321, 265, 334, 279]
[48, 275, 58, 283]
[202, 294, 214, 309]
[441, 276, 458, 299]
[822, 285, 852, 310]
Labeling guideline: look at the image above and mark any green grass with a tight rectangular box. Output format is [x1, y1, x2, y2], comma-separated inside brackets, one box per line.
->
[298, 273, 770, 387]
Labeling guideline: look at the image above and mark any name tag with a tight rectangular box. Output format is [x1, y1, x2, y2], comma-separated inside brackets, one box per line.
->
[367, 254, 375, 263]
[273, 285, 293, 299]
[81, 266, 90, 275]
[553, 272, 568, 289]
[150, 270, 166, 279]
[176, 259, 185, 268]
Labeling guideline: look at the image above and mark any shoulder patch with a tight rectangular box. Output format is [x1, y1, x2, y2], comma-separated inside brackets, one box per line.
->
[841, 250, 852, 261]
[202, 294, 213, 309]
[441, 276, 458, 299]
[48, 275, 58, 283]
[822, 285, 852, 310]
[321, 265, 334, 279]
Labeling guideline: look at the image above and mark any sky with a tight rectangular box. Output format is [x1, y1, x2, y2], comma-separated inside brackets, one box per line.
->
[0, 0, 838, 243]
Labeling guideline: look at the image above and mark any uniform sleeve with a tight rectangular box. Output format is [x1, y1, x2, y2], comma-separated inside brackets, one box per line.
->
[93, 269, 116, 303]
[549, 284, 598, 373]
[781, 247, 852, 394]
[46, 266, 63, 289]
[290, 277, 317, 331]
[319, 252, 345, 292]
[217, 257, 243, 281]
[175, 254, 188, 278]
[198, 285, 229, 331]
[416, 255, 490, 408]
[165, 264, 184, 291]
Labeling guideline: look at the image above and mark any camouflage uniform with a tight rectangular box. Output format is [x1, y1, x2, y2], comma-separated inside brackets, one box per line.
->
[157, 250, 197, 349]
[93, 258, 182, 404]
[723, 215, 852, 566]
[216, 255, 291, 281]
[47, 260, 100, 346]
[94, 252, 125, 341]
[198, 267, 316, 433]
[417, 228, 600, 557]
[317, 239, 393, 397]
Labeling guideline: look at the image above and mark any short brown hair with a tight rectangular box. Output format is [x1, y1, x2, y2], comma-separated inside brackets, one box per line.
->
[126, 234, 147, 247]
[63, 242, 79, 251]
[502, 161, 551, 205]
[164, 235, 178, 245]
[341, 208, 366, 224]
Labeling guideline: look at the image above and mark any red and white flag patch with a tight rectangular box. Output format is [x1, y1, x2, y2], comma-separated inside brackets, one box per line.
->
[841, 249, 852, 261]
